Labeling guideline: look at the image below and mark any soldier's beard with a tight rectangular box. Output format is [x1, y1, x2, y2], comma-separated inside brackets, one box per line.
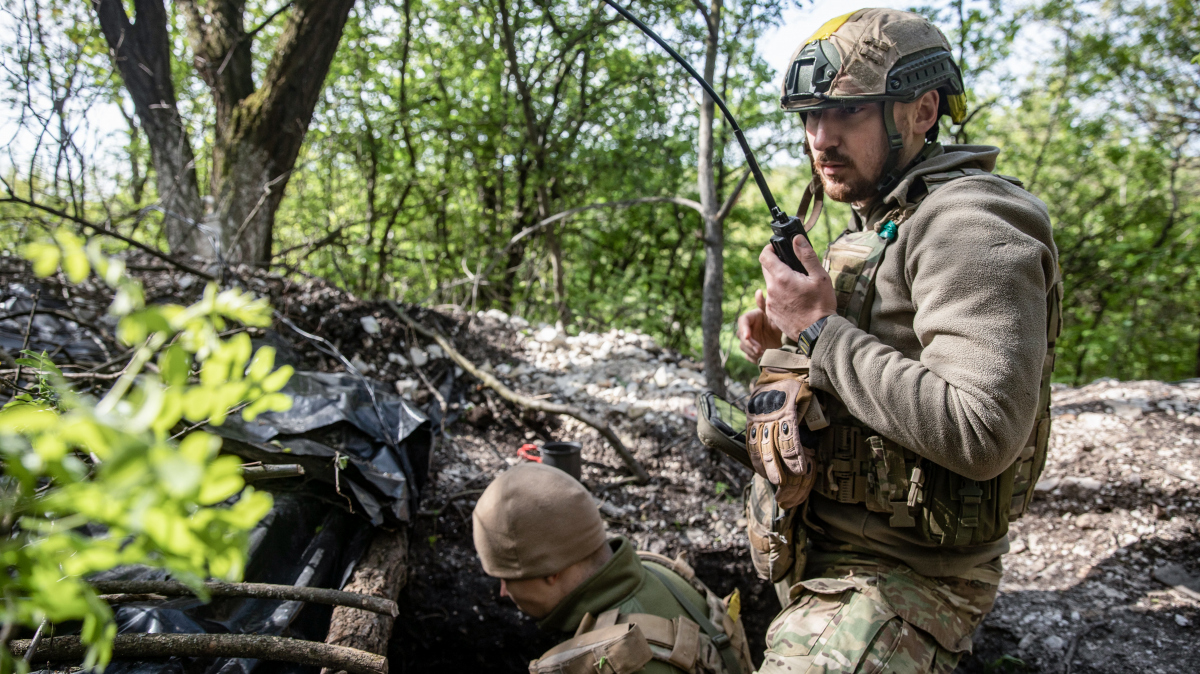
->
[813, 148, 881, 204]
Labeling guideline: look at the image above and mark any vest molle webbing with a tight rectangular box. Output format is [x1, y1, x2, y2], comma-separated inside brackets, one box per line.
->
[814, 169, 1060, 547]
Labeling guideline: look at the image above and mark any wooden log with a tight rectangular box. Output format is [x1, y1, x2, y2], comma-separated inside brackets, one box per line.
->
[9, 633, 387, 674]
[88, 581, 397, 617]
[320, 529, 408, 674]
[389, 302, 650, 483]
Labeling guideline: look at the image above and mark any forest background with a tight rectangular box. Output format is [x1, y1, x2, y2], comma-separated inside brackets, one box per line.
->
[2, 0, 1197, 388]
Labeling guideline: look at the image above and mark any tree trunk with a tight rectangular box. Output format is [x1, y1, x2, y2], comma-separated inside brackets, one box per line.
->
[321, 529, 409, 669]
[94, 0, 357, 265]
[94, 0, 204, 251]
[698, 0, 726, 397]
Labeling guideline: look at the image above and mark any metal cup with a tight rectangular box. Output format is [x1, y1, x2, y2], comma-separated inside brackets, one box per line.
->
[539, 441, 582, 481]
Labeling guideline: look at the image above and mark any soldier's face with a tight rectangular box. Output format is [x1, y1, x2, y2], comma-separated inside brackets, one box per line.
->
[805, 103, 889, 205]
[499, 576, 568, 619]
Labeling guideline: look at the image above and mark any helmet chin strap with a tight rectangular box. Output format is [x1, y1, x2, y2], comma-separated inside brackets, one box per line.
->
[875, 100, 908, 195]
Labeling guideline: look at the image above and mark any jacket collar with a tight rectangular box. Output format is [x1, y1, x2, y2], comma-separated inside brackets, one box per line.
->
[537, 536, 643, 633]
[851, 143, 1001, 231]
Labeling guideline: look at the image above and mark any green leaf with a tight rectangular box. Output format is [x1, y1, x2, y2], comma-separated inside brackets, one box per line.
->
[24, 242, 60, 277]
[159, 344, 192, 388]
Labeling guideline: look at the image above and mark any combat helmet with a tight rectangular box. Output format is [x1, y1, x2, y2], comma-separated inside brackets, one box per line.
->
[781, 9, 967, 192]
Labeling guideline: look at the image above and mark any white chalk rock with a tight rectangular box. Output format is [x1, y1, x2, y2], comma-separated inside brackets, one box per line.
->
[394, 378, 419, 396]
[534, 326, 567, 346]
[350, 354, 375, 373]
[387, 352, 409, 367]
[359, 315, 382, 336]
[427, 344, 445, 359]
[653, 365, 671, 388]
[409, 347, 429, 367]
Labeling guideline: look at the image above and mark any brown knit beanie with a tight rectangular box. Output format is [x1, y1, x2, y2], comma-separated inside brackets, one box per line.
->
[472, 462, 606, 580]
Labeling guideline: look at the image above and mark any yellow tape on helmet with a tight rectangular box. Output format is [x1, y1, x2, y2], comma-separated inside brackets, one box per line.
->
[948, 93, 967, 124]
[805, 11, 857, 45]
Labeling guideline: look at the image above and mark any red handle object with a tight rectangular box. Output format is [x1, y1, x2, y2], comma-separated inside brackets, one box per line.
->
[517, 443, 542, 463]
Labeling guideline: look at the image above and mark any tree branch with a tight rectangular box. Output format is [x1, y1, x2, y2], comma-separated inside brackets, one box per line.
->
[89, 580, 398, 617]
[714, 167, 751, 222]
[389, 303, 650, 484]
[10, 634, 386, 674]
[0, 195, 215, 280]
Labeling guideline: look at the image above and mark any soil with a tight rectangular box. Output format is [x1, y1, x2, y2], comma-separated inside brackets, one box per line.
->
[4, 257, 1197, 673]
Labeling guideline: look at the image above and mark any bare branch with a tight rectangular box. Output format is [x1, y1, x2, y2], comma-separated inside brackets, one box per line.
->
[11, 634, 386, 674]
[714, 167, 751, 222]
[89, 580, 398, 617]
[0, 195, 214, 280]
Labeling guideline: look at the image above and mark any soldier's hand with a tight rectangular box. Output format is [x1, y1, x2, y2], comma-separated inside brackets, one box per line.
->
[737, 289, 782, 362]
[759, 235, 836, 342]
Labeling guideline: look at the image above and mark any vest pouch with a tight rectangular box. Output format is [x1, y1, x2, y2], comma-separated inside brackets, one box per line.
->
[918, 462, 1016, 547]
[744, 475, 800, 583]
[529, 623, 654, 674]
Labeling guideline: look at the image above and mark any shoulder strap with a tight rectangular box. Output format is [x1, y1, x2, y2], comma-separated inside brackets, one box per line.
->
[644, 566, 742, 674]
[635, 550, 696, 581]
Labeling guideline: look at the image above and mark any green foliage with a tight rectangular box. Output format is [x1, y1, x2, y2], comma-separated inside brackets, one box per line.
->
[0, 232, 292, 671]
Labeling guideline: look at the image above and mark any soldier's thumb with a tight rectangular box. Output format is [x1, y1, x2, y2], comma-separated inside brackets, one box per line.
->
[791, 235, 822, 272]
[755, 288, 767, 312]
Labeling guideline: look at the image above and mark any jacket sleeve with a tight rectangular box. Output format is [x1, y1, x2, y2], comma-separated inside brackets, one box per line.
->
[808, 177, 1058, 481]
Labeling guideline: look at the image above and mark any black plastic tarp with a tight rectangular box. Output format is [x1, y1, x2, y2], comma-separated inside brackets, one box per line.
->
[37, 370, 432, 674]
[213, 370, 432, 526]
[88, 493, 372, 674]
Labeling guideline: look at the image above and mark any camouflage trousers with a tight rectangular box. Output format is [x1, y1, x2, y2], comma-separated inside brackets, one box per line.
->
[756, 550, 1001, 674]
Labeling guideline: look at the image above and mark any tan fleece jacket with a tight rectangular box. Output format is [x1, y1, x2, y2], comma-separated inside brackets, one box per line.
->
[806, 144, 1059, 577]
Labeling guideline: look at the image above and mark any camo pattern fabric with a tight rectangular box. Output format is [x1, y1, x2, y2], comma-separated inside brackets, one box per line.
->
[757, 550, 1000, 674]
[823, 229, 890, 330]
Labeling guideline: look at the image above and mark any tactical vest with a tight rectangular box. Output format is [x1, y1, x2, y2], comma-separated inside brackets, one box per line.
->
[528, 552, 754, 674]
[812, 168, 1062, 547]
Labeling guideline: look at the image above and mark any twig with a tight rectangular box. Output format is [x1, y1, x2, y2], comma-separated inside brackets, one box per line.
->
[1063, 621, 1105, 674]
[418, 489, 486, 517]
[0, 195, 215, 280]
[88, 581, 397, 617]
[389, 302, 650, 484]
[9, 633, 387, 674]
[333, 451, 355, 514]
[0, 308, 122, 349]
[23, 619, 48, 663]
[242, 464, 306, 482]
[8, 291, 40, 402]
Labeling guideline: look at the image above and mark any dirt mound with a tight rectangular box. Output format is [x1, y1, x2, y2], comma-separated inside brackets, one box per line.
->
[960, 379, 1200, 673]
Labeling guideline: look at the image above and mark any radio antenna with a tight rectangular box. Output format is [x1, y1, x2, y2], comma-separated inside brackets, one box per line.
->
[600, 0, 812, 273]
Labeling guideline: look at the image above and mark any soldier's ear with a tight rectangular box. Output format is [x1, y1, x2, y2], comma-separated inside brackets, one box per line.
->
[913, 90, 940, 136]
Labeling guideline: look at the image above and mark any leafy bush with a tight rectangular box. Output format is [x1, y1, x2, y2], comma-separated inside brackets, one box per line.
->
[0, 231, 293, 671]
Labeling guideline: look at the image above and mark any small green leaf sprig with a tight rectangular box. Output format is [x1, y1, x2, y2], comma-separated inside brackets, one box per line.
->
[0, 231, 293, 672]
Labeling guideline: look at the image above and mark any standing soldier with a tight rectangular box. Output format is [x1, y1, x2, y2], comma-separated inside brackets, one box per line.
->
[472, 462, 754, 674]
[728, 8, 1060, 672]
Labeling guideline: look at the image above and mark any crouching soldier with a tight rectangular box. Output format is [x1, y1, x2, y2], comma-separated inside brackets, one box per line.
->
[472, 463, 754, 674]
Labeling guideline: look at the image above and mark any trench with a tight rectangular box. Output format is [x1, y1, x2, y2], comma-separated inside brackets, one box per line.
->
[389, 510, 779, 672]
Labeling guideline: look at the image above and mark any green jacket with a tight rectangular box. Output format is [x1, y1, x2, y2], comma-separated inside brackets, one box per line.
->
[538, 537, 707, 674]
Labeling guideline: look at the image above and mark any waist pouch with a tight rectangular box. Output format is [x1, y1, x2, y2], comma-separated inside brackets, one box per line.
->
[813, 419, 1051, 546]
[744, 474, 802, 584]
